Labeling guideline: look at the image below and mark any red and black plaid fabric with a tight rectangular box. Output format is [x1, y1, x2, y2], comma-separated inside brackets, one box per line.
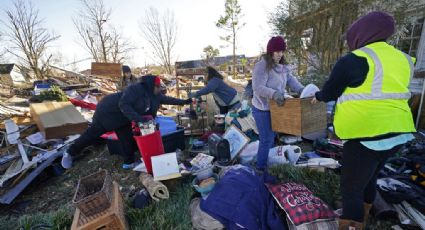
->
[266, 182, 337, 226]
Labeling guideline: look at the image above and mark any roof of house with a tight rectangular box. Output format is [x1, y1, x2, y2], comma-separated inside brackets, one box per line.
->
[175, 55, 247, 70]
[0, 64, 15, 74]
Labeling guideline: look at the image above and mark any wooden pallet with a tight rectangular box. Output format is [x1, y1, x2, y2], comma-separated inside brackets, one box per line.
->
[71, 182, 128, 230]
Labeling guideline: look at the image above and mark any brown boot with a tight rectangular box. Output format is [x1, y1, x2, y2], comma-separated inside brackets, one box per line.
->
[363, 203, 373, 228]
[338, 219, 363, 230]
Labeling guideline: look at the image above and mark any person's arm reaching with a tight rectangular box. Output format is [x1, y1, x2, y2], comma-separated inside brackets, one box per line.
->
[160, 94, 190, 105]
[315, 53, 369, 103]
[252, 62, 276, 99]
[193, 78, 219, 97]
[119, 85, 146, 123]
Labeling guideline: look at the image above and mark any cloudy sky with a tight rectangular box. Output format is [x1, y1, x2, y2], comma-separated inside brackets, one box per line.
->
[0, 0, 283, 70]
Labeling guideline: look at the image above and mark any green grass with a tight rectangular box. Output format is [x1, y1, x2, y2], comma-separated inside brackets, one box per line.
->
[0, 155, 413, 230]
[0, 207, 73, 230]
[126, 183, 194, 230]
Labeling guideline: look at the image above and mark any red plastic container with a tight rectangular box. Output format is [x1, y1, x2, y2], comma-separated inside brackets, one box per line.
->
[134, 131, 164, 174]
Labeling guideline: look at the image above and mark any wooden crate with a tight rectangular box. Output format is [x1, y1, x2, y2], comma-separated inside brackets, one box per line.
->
[71, 182, 128, 230]
[269, 98, 327, 136]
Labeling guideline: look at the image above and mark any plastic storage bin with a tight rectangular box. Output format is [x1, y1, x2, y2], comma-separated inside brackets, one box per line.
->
[134, 131, 164, 174]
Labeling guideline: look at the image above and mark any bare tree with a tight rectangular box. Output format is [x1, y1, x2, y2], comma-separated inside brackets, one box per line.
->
[140, 8, 178, 75]
[2, 0, 59, 79]
[217, 0, 245, 77]
[73, 0, 132, 63]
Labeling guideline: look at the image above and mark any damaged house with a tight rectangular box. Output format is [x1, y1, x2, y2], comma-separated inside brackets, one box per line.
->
[0, 64, 29, 87]
[276, 0, 425, 128]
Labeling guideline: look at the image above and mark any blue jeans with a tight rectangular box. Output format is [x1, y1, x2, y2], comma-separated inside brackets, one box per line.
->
[252, 106, 275, 169]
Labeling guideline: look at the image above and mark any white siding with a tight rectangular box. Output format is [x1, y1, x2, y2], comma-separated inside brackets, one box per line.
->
[416, 20, 425, 71]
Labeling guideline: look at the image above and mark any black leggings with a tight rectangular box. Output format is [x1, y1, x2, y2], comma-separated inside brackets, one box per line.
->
[68, 122, 137, 164]
[217, 101, 241, 114]
[341, 140, 401, 222]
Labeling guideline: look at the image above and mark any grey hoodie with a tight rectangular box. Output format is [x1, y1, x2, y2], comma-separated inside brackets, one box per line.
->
[252, 58, 304, 111]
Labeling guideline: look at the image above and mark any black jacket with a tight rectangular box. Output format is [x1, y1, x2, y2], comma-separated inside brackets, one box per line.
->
[315, 53, 369, 102]
[94, 75, 186, 130]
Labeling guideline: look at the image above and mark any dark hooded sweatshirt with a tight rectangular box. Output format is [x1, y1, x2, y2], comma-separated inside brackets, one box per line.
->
[316, 12, 398, 103]
[93, 75, 186, 130]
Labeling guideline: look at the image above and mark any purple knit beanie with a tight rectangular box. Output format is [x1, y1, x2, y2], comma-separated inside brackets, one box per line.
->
[267, 36, 287, 53]
[346, 11, 395, 51]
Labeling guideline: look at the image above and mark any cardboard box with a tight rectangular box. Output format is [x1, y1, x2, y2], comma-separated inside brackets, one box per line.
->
[269, 98, 326, 136]
[30, 101, 88, 139]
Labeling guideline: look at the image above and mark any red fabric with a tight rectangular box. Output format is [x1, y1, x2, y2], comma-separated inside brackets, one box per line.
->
[101, 132, 118, 140]
[69, 98, 97, 110]
[267, 36, 286, 53]
[266, 182, 337, 226]
[154, 76, 161, 86]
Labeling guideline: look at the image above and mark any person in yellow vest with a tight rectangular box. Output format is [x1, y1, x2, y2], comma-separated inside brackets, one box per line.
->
[312, 11, 416, 229]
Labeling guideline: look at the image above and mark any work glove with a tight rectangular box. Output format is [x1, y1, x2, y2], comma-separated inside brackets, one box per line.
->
[272, 91, 285, 106]
[185, 98, 193, 104]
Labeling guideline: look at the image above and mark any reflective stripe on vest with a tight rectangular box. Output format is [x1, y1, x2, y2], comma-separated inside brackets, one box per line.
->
[337, 47, 412, 104]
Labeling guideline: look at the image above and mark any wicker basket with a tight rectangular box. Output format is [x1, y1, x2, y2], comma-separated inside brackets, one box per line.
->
[73, 170, 113, 217]
[270, 98, 327, 136]
[71, 182, 128, 230]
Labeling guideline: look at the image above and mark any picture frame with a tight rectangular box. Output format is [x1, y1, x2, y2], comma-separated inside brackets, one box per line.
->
[151, 152, 181, 181]
[223, 125, 250, 160]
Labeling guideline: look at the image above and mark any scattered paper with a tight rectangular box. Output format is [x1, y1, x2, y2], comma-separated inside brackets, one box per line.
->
[133, 162, 148, 173]
[5, 119, 20, 144]
[26, 132, 45, 145]
[190, 153, 214, 169]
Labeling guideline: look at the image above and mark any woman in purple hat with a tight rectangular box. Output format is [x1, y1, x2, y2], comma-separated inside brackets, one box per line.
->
[252, 36, 305, 172]
[313, 11, 416, 229]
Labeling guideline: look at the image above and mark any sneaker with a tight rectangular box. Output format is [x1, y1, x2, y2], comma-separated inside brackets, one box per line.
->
[61, 151, 73, 169]
[122, 162, 138, 170]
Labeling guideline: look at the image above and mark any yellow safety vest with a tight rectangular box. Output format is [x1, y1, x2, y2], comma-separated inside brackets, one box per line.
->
[334, 42, 416, 139]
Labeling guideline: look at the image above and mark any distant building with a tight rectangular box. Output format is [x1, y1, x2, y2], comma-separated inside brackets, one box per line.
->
[175, 55, 254, 77]
[0, 64, 28, 87]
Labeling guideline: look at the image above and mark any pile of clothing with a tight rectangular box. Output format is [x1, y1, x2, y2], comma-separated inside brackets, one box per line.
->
[189, 165, 339, 230]
[375, 141, 425, 227]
